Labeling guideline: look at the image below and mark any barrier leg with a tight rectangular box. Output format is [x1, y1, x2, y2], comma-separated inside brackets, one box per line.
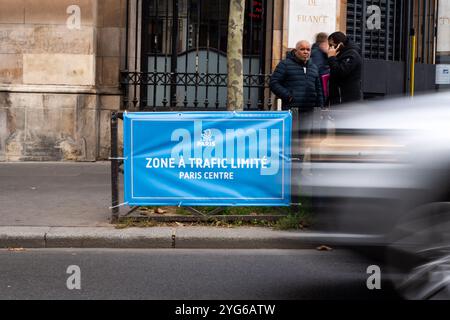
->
[111, 112, 120, 223]
[291, 108, 301, 213]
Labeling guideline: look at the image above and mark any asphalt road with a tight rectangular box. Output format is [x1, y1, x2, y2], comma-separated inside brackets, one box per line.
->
[0, 248, 401, 300]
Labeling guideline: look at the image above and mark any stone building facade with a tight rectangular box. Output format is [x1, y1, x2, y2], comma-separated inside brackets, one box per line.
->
[0, 0, 125, 161]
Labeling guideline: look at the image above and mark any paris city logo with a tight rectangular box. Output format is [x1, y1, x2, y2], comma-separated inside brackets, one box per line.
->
[197, 129, 216, 147]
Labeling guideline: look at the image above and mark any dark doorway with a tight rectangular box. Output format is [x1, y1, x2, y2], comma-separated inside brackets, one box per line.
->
[135, 0, 273, 110]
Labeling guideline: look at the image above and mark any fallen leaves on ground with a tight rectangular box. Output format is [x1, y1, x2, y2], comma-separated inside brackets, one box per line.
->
[154, 208, 167, 214]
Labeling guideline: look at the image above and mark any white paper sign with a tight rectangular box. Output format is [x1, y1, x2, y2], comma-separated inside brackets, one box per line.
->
[436, 64, 450, 85]
[288, 0, 337, 48]
[437, 1, 450, 52]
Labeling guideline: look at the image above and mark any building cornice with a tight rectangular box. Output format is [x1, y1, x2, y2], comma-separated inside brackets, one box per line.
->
[0, 84, 122, 96]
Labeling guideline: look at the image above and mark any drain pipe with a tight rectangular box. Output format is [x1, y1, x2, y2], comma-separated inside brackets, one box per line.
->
[409, 28, 416, 97]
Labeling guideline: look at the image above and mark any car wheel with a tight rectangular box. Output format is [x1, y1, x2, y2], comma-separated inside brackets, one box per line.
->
[386, 202, 450, 300]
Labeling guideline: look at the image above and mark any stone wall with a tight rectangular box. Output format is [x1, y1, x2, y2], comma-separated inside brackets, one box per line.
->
[272, 0, 346, 70]
[0, 0, 126, 161]
[0, 92, 98, 161]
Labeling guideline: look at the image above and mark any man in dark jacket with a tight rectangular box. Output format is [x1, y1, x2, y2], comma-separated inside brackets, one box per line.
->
[270, 40, 324, 111]
[270, 40, 323, 171]
[327, 32, 362, 105]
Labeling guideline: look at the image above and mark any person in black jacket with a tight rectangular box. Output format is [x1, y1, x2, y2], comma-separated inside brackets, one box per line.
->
[270, 40, 324, 111]
[270, 40, 323, 167]
[327, 32, 362, 105]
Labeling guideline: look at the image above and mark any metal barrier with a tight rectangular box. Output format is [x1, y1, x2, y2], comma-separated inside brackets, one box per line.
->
[121, 71, 273, 111]
[109, 110, 303, 224]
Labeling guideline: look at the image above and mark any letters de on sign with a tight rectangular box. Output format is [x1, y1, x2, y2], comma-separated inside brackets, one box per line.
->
[288, 0, 337, 47]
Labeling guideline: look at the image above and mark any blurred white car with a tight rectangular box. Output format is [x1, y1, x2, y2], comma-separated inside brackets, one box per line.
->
[294, 91, 450, 299]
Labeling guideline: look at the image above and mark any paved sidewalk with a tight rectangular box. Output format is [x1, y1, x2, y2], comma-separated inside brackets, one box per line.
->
[0, 162, 112, 227]
[0, 162, 317, 249]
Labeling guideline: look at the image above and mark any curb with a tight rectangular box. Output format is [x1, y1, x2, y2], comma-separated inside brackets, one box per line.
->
[0, 227, 49, 248]
[0, 226, 320, 249]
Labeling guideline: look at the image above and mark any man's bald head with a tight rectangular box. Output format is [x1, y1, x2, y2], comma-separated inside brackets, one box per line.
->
[294, 40, 311, 62]
[296, 40, 311, 49]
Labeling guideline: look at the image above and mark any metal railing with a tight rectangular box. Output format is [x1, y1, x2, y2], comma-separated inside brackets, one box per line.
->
[120, 71, 273, 110]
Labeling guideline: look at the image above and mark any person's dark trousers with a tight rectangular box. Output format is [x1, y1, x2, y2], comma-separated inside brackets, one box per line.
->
[297, 108, 314, 161]
[290, 108, 314, 215]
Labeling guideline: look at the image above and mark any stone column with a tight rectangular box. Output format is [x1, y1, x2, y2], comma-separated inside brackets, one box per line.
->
[96, 0, 127, 159]
[337, 0, 347, 32]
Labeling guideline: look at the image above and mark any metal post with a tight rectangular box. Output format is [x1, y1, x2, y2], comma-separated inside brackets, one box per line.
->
[125, 0, 130, 71]
[133, 0, 140, 109]
[170, 0, 179, 109]
[361, 0, 367, 60]
[111, 112, 120, 223]
[410, 28, 416, 97]
[386, 0, 391, 60]
[405, 0, 413, 95]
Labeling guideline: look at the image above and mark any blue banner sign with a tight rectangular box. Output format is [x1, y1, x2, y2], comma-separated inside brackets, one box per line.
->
[123, 112, 292, 206]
